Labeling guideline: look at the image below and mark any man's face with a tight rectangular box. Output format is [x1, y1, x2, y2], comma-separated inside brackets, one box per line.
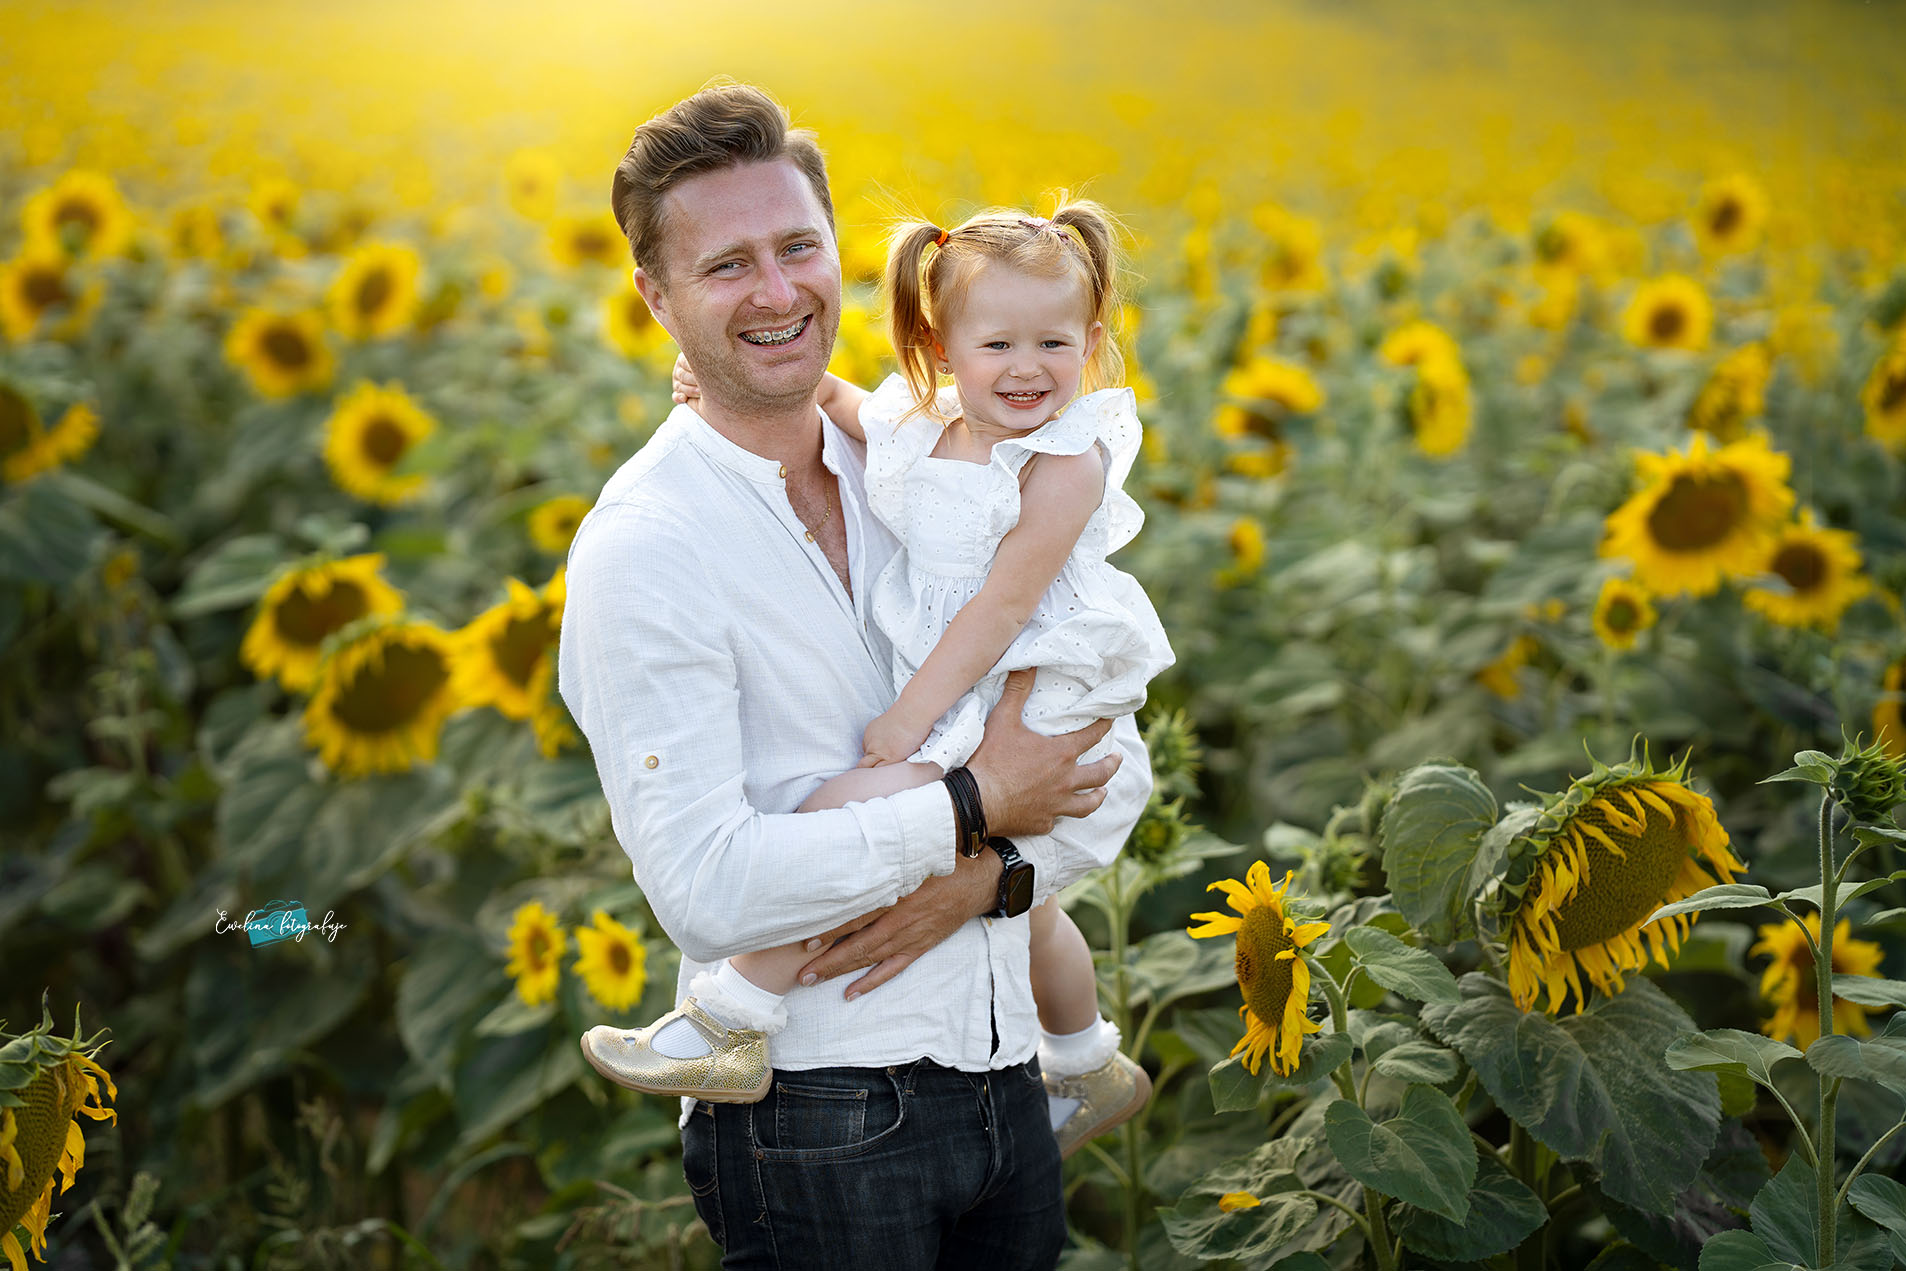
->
[635, 159, 840, 418]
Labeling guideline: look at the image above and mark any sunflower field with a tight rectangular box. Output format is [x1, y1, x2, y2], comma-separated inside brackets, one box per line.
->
[5, 1, 1906, 1268]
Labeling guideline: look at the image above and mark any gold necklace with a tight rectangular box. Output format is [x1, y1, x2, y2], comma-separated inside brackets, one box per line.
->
[804, 486, 832, 543]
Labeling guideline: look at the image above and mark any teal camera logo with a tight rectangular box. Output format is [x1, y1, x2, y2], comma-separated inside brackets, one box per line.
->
[246, 900, 307, 947]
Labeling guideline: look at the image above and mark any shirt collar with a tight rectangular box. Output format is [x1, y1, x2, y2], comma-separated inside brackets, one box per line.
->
[667, 401, 849, 483]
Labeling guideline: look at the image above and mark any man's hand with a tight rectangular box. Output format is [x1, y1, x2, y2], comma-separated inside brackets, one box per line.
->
[968, 669, 1120, 839]
[794, 849, 1002, 998]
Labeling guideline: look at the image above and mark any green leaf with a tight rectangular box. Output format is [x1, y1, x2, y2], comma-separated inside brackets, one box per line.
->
[170, 532, 289, 617]
[451, 1025, 586, 1150]
[1848, 1174, 1906, 1268]
[1666, 1028, 1805, 1091]
[1833, 976, 1906, 1009]
[1760, 754, 1834, 788]
[1420, 974, 1719, 1214]
[1343, 926, 1461, 1004]
[0, 479, 102, 586]
[1778, 872, 1906, 910]
[1377, 762, 1499, 945]
[1371, 1040, 1462, 1085]
[1696, 1229, 1797, 1271]
[1585, 1243, 1674, 1271]
[397, 930, 506, 1083]
[1646, 883, 1776, 925]
[1751, 1155, 1833, 1270]
[474, 993, 557, 1037]
[1157, 1138, 1320, 1263]
[1209, 1032, 1352, 1113]
[1805, 1033, 1906, 1097]
[1392, 1153, 1545, 1261]
[1323, 1085, 1476, 1221]
[1267, 1255, 1331, 1271]
[1595, 1120, 1771, 1270]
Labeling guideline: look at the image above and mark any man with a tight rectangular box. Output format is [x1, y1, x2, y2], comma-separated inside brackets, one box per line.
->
[557, 81, 1151, 1269]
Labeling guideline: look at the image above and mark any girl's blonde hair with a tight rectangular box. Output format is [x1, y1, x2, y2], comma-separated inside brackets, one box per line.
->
[884, 196, 1126, 422]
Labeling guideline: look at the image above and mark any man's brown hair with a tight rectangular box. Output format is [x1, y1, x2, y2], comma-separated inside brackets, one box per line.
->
[610, 80, 834, 286]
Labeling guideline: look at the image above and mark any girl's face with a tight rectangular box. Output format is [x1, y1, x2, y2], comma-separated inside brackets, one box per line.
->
[933, 263, 1102, 436]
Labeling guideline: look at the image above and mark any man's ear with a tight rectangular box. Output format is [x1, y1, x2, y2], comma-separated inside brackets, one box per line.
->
[633, 267, 672, 336]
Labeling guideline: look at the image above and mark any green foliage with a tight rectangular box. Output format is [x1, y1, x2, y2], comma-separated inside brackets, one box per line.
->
[1323, 1085, 1475, 1221]
[1375, 762, 1498, 944]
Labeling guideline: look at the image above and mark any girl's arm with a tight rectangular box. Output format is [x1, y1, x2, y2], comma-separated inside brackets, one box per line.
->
[675, 355, 869, 442]
[816, 372, 870, 442]
[862, 448, 1104, 764]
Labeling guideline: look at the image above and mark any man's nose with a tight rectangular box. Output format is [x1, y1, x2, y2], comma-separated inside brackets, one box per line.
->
[752, 259, 797, 312]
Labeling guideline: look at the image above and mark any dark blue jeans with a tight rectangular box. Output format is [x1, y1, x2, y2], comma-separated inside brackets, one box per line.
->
[681, 1057, 1065, 1269]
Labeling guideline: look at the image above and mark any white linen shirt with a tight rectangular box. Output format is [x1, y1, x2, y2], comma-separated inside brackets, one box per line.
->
[557, 401, 1151, 1075]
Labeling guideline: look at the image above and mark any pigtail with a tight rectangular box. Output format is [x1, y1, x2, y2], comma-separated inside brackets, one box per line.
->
[882, 222, 947, 420]
[1051, 198, 1127, 392]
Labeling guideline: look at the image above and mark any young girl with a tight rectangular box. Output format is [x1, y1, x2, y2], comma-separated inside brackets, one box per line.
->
[585, 200, 1173, 1157]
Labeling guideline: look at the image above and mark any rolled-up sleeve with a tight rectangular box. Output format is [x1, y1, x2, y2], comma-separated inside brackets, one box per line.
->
[557, 501, 955, 965]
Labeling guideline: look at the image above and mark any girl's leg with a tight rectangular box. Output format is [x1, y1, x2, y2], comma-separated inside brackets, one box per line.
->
[1026, 900, 1100, 1035]
[796, 761, 944, 813]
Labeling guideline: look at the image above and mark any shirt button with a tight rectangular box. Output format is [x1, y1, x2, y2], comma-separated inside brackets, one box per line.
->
[778, 464, 788, 479]
[644, 755, 659, 769]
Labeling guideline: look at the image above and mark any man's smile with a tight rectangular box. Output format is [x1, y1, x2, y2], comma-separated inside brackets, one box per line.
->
[738, 315, 811, 346]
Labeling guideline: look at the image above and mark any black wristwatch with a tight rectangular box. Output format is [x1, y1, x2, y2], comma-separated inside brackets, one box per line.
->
[985, 838, 1035, 919]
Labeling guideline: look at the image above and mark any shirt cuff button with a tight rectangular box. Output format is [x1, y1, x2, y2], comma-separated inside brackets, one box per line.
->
[644, 755, 659, 769]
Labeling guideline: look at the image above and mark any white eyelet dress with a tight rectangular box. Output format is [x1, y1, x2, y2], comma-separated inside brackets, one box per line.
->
[861, 374, 1176, 771]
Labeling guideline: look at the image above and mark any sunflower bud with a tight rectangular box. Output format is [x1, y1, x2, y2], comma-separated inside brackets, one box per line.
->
[1130, 793, 1190, 866]
[1828, 736, 1906, 824]
[1143, 709, 1203, 800]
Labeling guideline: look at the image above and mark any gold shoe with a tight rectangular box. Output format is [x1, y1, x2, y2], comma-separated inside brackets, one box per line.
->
[579, 997, 771, 1103]
[1047, 1052, 1152, 1159]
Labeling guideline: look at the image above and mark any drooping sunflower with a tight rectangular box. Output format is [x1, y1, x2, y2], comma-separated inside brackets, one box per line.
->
[1621, 275, 1713, 352]
[1497, 750, 1745, 1014]
[1592, 577, 1658, 651]
[1404, 355, 1473, 458]
[1599, 432, 1794, 597]
[1751, 914, 1883, 1049]
[240, 554, 405, 692]
[601, 284, 666, 360]
[321, 381, 437, 505]
[1693, 174, 1768, 256]
[454, 575, 561, 722]
[224, 307, 334, 398]
[528, 495, 591, 554]
[1215, 357, 1322, 475]
[1476, 634, 1540, 700]
[504, 901, 567, 1008]
[573, 910, 649, 1012]
[1, 391, 97, 485]
[1688, 343, 1773, 442]
[0, 250, 99, 344]
[1862, 335, 1906, 450]
[0, 1006, 115, 1271]
[326, 241, 423, 340]
[21, 170, 133, 261]
[302, 618, 463, 778]
[1877, 658, 1906, 760]
[1188, 862, 1329, 1075]
[1742, 511, 1873, 633]
[504, 149, 563, 221]
[549, 211, 625, 269]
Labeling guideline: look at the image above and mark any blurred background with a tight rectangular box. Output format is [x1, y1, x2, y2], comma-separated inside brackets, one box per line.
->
[3, 1, 1904, 1267]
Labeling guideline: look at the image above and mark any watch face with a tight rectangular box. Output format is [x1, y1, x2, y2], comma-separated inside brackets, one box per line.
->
[1004, 864, 1035, 918]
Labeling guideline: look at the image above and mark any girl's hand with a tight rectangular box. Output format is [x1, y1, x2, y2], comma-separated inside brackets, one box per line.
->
[859, 708, 926, 769]
[672, 354, 700, 405]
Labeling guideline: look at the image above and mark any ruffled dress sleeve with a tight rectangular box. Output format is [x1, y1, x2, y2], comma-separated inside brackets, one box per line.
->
[987, 386, 1146, 557]
[859, 373, 953, 539]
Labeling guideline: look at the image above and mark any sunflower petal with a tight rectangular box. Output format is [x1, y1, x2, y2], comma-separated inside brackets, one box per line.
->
[1187, 913, 1243, 939]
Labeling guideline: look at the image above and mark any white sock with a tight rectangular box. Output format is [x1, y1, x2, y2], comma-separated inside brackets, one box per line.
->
[1040, 1016, 1121, 1077]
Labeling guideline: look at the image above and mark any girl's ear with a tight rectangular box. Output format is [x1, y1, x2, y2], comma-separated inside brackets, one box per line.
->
[929, 332, 949, 372]
[1082, 320, 1104, 365]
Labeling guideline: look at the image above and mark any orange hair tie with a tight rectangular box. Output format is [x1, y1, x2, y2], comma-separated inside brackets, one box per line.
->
[932, 228, 949, 248]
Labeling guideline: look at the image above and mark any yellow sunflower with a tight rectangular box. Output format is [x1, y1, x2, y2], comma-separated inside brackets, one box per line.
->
[0, 1014, 115, 1271]
[1253, 205, 1326, 293]
[1532, 211, 1607, 276]
[167, 203, 227, 262]
[240, 554, 404, 693]
[327, 241, 423, 340]
[247, 177, 300, 238]
[1741, 511, 1873, 633]
[549, 211, 625, 269]
[574, 910, 649, 1012]
[1862, 335, 1906, 450]
[0, 250, 100, 344]
[1404, 355, 1473, 458]
[1876, 658, 1906, 760]
[504, 901, 567, 1008]
[1693, 174, 1768, 256]
[1528, 265, 1581, 330]
[528, 495, 591, 554]
[525, 654, 579, 758]
[828, 301, 889, 389]
[454, 575, 561, 722]
[1188, 862, 1329, 1075]
[1751, 914, 1883, 1049]
[1499, 751, 1744, 1015]
[21, 170, 133, 261]
[1217, 516, 1267, 589]
[1378, 320, 1461, 369]
[1621, 275, 1713, 352]
[224, 308, 334, 399]
[1476, 634, 1540, 700]
[321, 381, 437, 505]
[303, 619, 463, 778]
[1215, 357, 1322, 474]
[1688, 343, 1773, 442]
[1, 395, 97, 485]
[1599, 432, 1794, 597]
[504, 149, 563, 221]
[1592, 577, 1658, 651]
[601, 284, 666, 360]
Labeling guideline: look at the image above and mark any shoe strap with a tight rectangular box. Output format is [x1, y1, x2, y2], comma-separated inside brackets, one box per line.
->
[679, 997, 737, 1045]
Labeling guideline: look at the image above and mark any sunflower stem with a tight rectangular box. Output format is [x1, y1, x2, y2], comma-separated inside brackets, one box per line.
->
[1511, 1122, 1546, 1271]
[1314, 967, 1358, 1102]
[1813, 791, 1839, 1269]
[1106, 859, 1143, 1271]
[1362, 1186, 1397, 1271]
